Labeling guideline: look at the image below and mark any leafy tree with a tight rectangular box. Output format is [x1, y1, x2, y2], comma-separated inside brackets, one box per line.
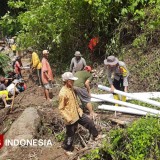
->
[0, 0, 160, 73]
[0, 53, 10, 76]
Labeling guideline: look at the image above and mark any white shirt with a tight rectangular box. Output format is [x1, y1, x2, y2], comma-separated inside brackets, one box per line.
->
[7, 83, 19, 95]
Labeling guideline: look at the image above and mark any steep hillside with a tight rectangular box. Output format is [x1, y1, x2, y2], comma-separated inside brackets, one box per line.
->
[121, 46, 160, 92]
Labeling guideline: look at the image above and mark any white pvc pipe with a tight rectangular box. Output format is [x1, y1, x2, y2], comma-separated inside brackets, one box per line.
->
[91, 92, 160, 102]
[98, 85, 160, 108]
[98, 105, 150, 116]
[91, 94, 160, 115]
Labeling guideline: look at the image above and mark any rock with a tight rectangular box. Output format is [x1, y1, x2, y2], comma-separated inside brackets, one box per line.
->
[6, 107, 40, 140]
[0, 107, 41, 159]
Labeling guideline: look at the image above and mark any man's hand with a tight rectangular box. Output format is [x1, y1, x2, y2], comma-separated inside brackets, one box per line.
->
[110, 85, 115, 93]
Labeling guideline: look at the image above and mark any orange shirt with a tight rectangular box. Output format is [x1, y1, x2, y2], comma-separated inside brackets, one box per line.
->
[41, 57, 54, 84]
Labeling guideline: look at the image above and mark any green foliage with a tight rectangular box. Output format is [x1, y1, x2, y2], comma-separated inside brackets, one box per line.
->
[0, 53, 10, 68]
[0, 0, 160, 73]
[8, 0, 26, 9]
[132, 34, 147, 49]
[55, 131, 65, 142]
[125, 117, 160, 160]
[81, 117, 160, 160]
[0, 53, 10, 76]
[0, 12, 19, 36]
[81, 148, 101, 160]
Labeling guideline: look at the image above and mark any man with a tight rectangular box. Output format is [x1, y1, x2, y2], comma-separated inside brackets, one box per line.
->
[0, 77, 11, 108]
[41, 50, 54, 101]
[16, 79, 26, 92]
[59, 72, 103, 155]
[70, 51, 86, 74]
[11, 43, 16, 55]
[0, 77, 6, 91]
[0, 91, 11, 108]
[74, 66, 97, 119]
[13, 56, 23, 79]
[28, 47, 42, 86]
[5, 71, 16, 86]
[104, 55, 129, 106]
[7, 79, 20, 96]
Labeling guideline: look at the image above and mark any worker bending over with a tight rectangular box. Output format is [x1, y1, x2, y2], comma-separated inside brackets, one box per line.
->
[104, 55, 129, 106]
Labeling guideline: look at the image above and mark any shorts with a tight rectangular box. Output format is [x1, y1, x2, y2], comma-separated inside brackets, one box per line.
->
[43, 83, 52, 90]
[74, 86, 91, 105]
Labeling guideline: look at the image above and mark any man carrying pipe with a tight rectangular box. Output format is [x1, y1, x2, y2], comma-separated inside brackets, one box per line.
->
[104, 55, 129, 106]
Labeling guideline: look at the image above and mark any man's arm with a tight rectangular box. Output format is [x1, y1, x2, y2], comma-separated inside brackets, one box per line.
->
[44, 71, 51, 81]
[106, 67, 115, 92]
[85, 79, 91, 96]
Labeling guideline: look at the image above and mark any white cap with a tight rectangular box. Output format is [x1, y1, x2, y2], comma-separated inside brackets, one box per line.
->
[74, 51, 82, 56]
[43, 50, 49, 54]
[62, 72, 78, 81]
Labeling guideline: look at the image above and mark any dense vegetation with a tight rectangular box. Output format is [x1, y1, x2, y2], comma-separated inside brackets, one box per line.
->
[81, 116, 160, 160]
[0, 0, 160, 67]
[0, 53, 10, 76]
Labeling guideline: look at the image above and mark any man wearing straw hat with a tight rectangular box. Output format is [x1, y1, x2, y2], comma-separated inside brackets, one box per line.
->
[70, 51, 86, 74]
[104, 55, 129, 105]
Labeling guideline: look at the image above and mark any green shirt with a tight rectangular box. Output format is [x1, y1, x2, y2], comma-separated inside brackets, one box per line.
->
[74, 70, 93, 87]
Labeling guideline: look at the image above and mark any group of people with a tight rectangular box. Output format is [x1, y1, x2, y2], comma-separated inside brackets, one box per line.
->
[0, 46, 54, 108]
[59, 51, 129, 155]
[1, 46, 129, 155]
[0, 75, 26, 108]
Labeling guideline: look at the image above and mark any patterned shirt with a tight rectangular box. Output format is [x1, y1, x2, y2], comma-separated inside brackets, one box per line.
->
[59, 85, 83, 125]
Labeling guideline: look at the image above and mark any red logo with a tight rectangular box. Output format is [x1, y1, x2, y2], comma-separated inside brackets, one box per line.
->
[0, 134, 4, 149]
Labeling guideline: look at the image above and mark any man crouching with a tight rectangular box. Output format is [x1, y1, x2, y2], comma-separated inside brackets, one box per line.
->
[58, 72, 101, 155]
